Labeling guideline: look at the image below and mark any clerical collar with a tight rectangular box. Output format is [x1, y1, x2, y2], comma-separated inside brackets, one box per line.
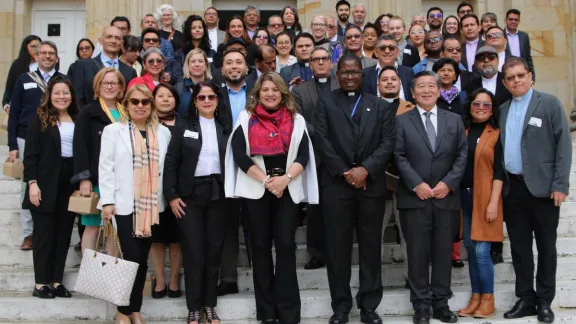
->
[381, 97, 398, 103]
[299, 61, 310, 67]
[345, 91, 358, 96]
[316, 77, 328, 83]
[513, 87, 533, 102]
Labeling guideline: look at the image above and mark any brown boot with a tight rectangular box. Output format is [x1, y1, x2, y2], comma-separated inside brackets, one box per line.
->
[20, 235, 32, 250]
[473, 293, 495, 318]
[457, 293, 481, 317]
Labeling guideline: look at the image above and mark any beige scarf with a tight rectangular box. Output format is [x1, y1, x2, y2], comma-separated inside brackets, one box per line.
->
[131, 123, 160, 237]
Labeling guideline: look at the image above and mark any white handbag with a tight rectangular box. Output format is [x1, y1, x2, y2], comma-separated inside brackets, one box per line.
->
[74, 218, 139, 306]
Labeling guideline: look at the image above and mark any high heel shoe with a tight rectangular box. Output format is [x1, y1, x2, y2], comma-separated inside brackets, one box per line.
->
[188, 310, 201, 324]
[204, 307, 220, 324]
[152, 283, 167, 299]
[115, 311, 131, 324]
[32, 285, 54, 299]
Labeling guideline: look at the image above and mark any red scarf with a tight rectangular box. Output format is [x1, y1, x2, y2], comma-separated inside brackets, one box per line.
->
[248, 104, 293, 156]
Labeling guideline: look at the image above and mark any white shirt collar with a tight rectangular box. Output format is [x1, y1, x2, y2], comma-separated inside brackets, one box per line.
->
[505, 28, 518, 36]
[482, 74, 498, 82]
[417, 105, 437, 115]
[39, 68, 56, 77]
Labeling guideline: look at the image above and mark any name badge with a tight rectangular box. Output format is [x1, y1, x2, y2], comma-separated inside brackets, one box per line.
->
[528, 117, 542, 127]
[403, 48, 411, 55]
[208, 57, 213, 63]
[184, 130, 199, 139]
[23, 82, 37, 90]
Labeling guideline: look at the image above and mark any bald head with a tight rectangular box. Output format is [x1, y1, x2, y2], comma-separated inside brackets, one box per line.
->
[255, 44, 277, 73]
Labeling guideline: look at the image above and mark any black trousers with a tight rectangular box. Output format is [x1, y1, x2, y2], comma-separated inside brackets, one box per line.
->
[400, 205, 460, 310]
[178, 181, 229, 311]
[323, 182, 385, 313]
[219, 199, 240, 283]
[306, 197, 324, 261]
[504, 177, 560, 304]
[116, 214, 152, 315]
[244, 190, 300, 323]
[31, 159, 76, 284]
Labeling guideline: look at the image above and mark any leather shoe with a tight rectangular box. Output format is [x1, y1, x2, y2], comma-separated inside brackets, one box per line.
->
[452, 259, 464, 268]
[329, 312, 349, 324]
[432, 308, 458, 323]
[261, 320, 277, 324]
[537, 299, 555, 323]
[20, 235, 32, 250]
[304, 256, 325, 270]
[504, 299, 537, 319]
[152, 286, 167, 299]
[491, 251, 504, 265]
[217, 281, 238, 296]
[33, 285, 55, 299]
[412, 309, 430, 324]
[360, 309, 382, 324]
[53, 284, 72, 297]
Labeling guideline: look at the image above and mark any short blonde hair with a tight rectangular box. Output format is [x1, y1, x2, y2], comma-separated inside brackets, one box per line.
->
[183, 48, 213, 80]
[121, 84, 159, 129]
[93, 67, 126, 99]
[246, 72, 296, 117]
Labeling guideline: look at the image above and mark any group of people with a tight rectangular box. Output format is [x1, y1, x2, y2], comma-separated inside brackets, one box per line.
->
[2, 1, 572, 324]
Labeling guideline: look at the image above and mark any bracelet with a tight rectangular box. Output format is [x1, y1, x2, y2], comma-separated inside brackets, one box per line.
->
[286, 173, 293, 182]
[28, 180, 37, 185]
[262, 175, 270, 186]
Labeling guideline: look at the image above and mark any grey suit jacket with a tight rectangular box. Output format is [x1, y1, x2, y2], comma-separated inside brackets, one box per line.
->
[499, 89, 571, 197]
[394, 108, 468, 210]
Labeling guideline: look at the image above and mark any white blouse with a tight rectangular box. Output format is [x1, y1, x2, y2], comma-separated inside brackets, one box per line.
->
[195, 116, 221, 176]
[58, 122, 75, 158]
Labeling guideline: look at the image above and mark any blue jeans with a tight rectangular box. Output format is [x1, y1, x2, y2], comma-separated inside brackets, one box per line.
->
[461, 188, 494, 294]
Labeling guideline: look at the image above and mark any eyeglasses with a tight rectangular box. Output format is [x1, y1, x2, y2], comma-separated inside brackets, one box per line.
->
[312, 23, 327, 28]
[429, 13, 443, 19]
[146, 58, 164, 65]
[410, 30, 424, 36]
[196, 94, 218, 101]
[507, 17, 520, 22]
[445, 47, 461, 53]
[205, 12, 218, 17]
[256, 34, 269, 39]
[459, 9, 473, 15]
[425, 37, 442, 44]
[78, 46, 92, 52]
[376, 45, 397, 52]
[39, 51, 56, 57]
[475, 53, 497, 62]
[380, 20, 390, 25]
[504, 72, 529, 82]
[128, 98, 152, 106]
[144, 38, 160, 44]
[339, 70, 362, 77]
[345, 34, 362, 40]
[310, 56, 330, 63]
[471, 101, 493, 109]
[269, 23, 283, 28]
[327, 24, 337, 29]
[486, 32, 504, 39]
[101, 81, 119, 88]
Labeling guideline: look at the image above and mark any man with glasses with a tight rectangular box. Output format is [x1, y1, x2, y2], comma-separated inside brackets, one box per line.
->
[466, 46, 511, 107]
[413, 30, 443, 73]
[343, 25, 377, 69]
[280, 33, 315, 87]
[71, 26, 136, 106]
[485, 26, 511, 72]
[292, 47, 339, 271]
[426, 7, 444, 32]
[499, 57, 571, 324]
[315, 53, 395, 324]
[140, 28, 173, 84]
[335, 0, 351, 36]
[440, 36, 479, 93]
[244, 6, 260, 39]
[267, 15, 285, 44]
[456, 1, 474, 19]
[352, 4, 367, 30]
[389, 16, 421, 68]
[326, 16, 345, 63]
[8, 41, 67, 251]
[460, 13, 485, 71]
[139, 14, 174, 61]
[362, 34, 414, 102]
[504, 9, 535, 80]
[204, 7, 226, 50]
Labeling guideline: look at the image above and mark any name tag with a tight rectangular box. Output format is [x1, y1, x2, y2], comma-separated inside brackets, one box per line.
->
[23, 82, 37, 90]
[403, 48, 411, 55]
[184, 130, 199, 139]
[528, 117, 542, 127]
[208, 57, 213, 63]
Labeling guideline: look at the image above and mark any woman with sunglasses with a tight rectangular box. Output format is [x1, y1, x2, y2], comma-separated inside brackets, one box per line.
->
[457, 88, 504, 319]
[442, 15, 462, 41]
[67, 38, 95, 77]
[172, 15, 216, 84]
[275, 32, 297, 73]
[432, 58, 467, 119]
[127, 48, 166, 92]
[252, 28, 271, 46]
[164, 81, 230, 324]
[99, 84, 171, 324]
[408, 24, 426, 60]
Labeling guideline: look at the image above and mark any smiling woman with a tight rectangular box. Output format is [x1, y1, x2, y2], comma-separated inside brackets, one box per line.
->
[127, 48, 166, 92]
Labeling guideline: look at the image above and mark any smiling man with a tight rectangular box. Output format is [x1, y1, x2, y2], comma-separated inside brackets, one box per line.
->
[460, 13, 485, 71]
[426, 7, 444, 31]
[280, 33, 315, 87]
[343, 25, 377, 68]
[413, 30, 443, 73]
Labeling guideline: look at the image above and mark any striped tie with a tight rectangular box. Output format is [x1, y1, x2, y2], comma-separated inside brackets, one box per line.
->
[423, 111, 436, 152]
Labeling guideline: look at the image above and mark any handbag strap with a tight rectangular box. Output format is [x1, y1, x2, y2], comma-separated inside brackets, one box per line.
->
[94, 220, 124, 261]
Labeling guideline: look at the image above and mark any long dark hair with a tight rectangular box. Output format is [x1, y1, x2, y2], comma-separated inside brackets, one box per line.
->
[37, 77, 79, 131]
[442, 15, 461, 40]
[224, 16, 252, 45]
[153, 83, 180, 113]
[11, 35, 42, 79]
[282, 6, 303, 34]
[75, 38, 95, 59]
[181, 15, 212, 54]
[464, 88, 499, 129]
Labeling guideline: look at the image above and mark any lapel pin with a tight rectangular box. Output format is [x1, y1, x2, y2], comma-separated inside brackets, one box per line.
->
[366, 108, 371, 111]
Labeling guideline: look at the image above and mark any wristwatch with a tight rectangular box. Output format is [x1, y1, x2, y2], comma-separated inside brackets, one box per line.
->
[28, 180, 37, 185]
[286, 173, 293, 181]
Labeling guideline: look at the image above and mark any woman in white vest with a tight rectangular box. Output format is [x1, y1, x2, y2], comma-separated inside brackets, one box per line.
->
[225, 72, 318, 324]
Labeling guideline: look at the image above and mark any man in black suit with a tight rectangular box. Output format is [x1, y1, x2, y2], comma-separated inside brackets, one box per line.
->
[485, 26, 512, 72]
[505, 9, 535, 80]
[292, 47, 340, 271]
[362, 35, 414, 102]
[71, 26, 136, 106]
[395, 71, 467, 324]
[280, 33, 315, 87]
[460, 13, 485, 72]
[466, 46, 512, 108]
[315, 53, 395, 324]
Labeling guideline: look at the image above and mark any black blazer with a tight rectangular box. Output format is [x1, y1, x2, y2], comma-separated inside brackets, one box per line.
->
[71, 102, 116, 185]
[314, 90, 396, 197]
[463, 72, 512, 109]
[71, 54, 137, 106]
[460, 70, 480, 92]
[461, 39, 486, 71]
[401, 44, 421, 68]
[362, 65, 415, 103]
[505, 30, 535, 80]
[23, 113, 78, 212]
[437, 95, 467, 121]
[163, 116, 228, 202]
[215, 80, 255, 134]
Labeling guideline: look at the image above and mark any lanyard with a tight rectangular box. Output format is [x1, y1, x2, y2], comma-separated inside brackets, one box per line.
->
[350, 95, 362, 117]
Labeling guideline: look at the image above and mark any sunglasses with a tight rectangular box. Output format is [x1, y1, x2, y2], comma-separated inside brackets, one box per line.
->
[146, 58, 164, 65]
[471, 101, 493, 109]
[486, 32, 504, 39]
[346, 34, 362, 40]
[445, 47, 461, 53]
[269, 23, 283, 28]
[475, 53, 497, 61]
[376, 45, 397, 52]
[144, 38, 159, 43]
[429, 13, 443, 19]
[196, 94, 218, 101]
[256, 34, 269, 39]
[507, 17, 520, 22]
[425, 37, 442, 44]
[380, 20, 390, 25]
[78, 46, 92, 52]
[128, 98, 152, 106]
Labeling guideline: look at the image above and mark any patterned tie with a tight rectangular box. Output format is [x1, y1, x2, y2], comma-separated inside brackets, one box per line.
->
[423, 111, 436, 152]
[107, 60, 117, 69]
[42, 73, 50, 83]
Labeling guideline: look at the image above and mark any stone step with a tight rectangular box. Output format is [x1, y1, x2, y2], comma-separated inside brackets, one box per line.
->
[4, 257, 576, 293]
[1, 283, 576, 321]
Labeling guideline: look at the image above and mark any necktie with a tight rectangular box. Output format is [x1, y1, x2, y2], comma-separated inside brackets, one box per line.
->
[42, 73, 50, 83]
[423, 112, 436, 152]
[107, 60, 117, 69]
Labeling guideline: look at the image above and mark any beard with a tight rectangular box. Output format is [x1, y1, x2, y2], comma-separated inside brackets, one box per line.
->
[339, 14, 349, 22]
[479, 66, 498, 79]
[381, 89, 399, 99]
[223, 72, 247, 85]
[429, 21, 442, 29]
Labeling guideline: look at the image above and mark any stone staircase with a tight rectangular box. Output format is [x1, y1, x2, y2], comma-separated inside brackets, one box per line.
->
[1, 144, 576, 323]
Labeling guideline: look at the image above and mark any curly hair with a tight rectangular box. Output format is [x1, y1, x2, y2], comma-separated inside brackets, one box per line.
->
[37, 77, 79, 131]
[181, 15, 212, 53]
[246, 72, 296, 117]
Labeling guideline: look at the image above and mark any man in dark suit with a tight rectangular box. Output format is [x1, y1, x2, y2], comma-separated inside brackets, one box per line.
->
[505, 9, 535, 80]
[71, 26, 136, 106]
[465, 46, 512, 108]
[395, 71, 467, 324]
[460, 13, 485, 71]
[292, 47, 340, 271]
[280, 33, 315, 88]
[499, 57, 571, 323]
[485, 26, 512, 72]
[211, 38, 256, 87]
[314, 53, 395, 324]
[362, 35, 414, 102]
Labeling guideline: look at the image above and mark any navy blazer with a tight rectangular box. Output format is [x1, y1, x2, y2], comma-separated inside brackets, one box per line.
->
[361, 65, 415, 103]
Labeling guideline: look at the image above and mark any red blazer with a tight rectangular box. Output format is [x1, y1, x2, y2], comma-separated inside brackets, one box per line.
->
[127, 73, 158, 92]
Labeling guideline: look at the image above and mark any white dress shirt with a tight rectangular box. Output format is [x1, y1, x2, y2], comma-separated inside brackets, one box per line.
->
[465, 38, 480, 70]
[375, 63, 405, 101]
[482, 75, 498, 95]
[195, 116, 221, 177]
[506, 29, 521, 57]
[497, 51, 506, 71]
[58, 122, 75, 158]
[416, 105, 438, 135]
[455, 75, 462, 92]
[208, 28, 218, 52]
[29, 62, 38, 72]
